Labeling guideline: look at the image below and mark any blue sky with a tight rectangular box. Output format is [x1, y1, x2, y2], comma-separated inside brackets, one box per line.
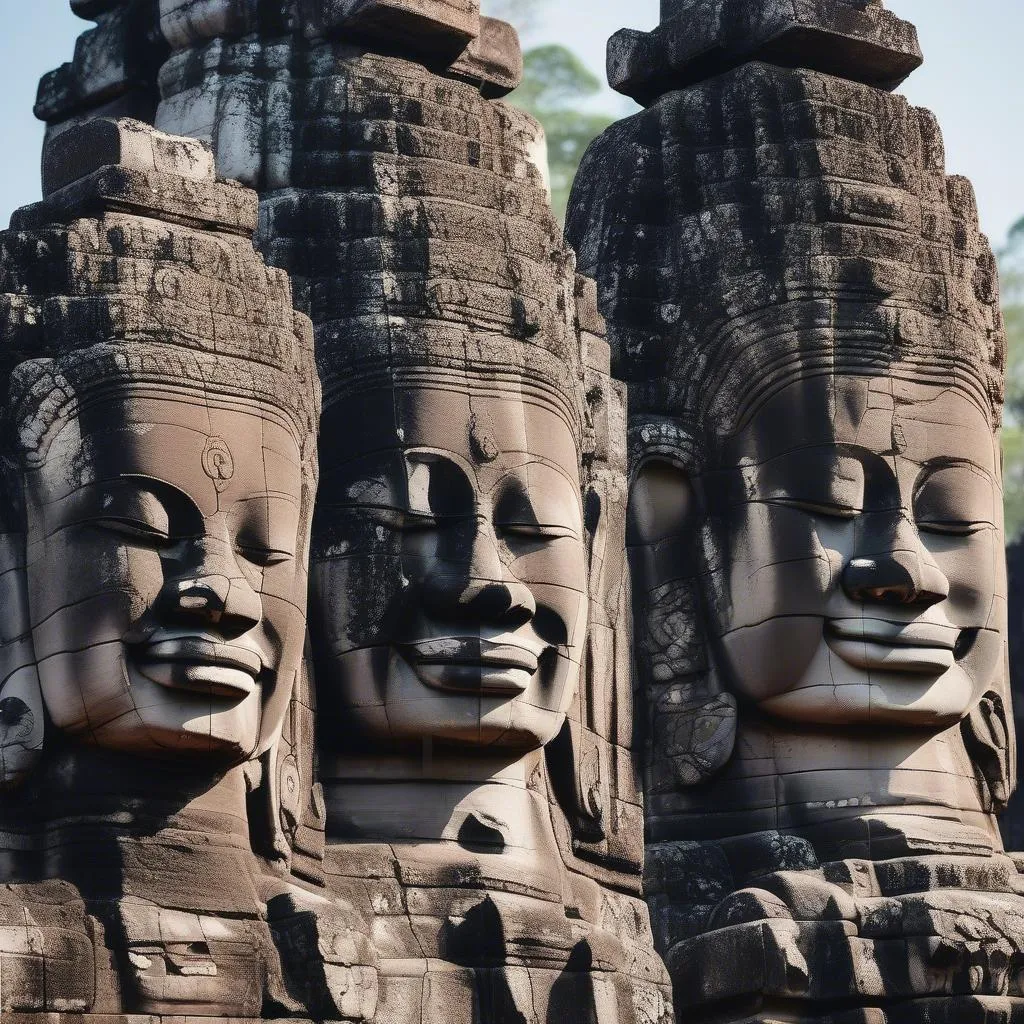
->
[2, 2, 1022, 247]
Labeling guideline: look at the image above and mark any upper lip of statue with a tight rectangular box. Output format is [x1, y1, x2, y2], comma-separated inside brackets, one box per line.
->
[402, 637, 541, 695]
[825, 617, 960, 675]
[128, 632, 265, 699]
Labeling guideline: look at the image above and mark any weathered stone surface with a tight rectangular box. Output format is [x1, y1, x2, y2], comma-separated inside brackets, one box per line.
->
[160, 0, 292, 50]
[448, 15, 523, 96]
[35, 1, 166, 132]
[609, 0, 922, 105]
[17, 163, 259, 236]
[42, 116, 215, 196]
[297, 0, 480, 58]
[569, 2, 1016, 1021]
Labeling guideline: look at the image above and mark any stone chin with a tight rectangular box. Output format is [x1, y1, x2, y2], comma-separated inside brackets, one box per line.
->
[37, 644, 268, 766]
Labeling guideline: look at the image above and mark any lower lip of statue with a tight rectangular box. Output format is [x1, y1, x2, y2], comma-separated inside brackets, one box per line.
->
[129, 639, 263, 699]
[131, 662, 257, 699]
[825, 619, 958, 676]
[403, 639, 540, 696]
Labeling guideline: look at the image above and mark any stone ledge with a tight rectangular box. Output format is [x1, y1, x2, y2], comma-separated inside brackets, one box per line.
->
[608, 0, 922, 106]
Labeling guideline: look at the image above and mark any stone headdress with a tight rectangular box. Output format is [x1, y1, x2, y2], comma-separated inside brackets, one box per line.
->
[567, 0, 1012, 808]
[569, 3, 1004, 457]
[0, 118, 319, 467]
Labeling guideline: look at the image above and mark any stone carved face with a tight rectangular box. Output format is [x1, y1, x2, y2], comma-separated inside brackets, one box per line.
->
[311, 381, 588, 751]
[22, 385, 310, 765]
[630, 374, 1002, 730]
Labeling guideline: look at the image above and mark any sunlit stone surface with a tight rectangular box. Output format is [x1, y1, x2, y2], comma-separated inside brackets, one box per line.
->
[567, 1, 1023, 1021]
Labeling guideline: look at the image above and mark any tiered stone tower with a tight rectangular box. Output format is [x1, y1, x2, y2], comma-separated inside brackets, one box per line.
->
[31, 4, 673, 1022]
[568, 2, 1024, 1022]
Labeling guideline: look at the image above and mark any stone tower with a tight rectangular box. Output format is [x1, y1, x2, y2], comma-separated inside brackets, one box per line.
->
[568, 1, 1024, 1021]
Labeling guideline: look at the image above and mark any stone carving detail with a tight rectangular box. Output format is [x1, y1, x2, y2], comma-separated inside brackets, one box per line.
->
[29, 4, 672, 1023]
[567, 1, 1022, 1021]
[0, 117, 377, 1021]
[149, 8, 668, 1019]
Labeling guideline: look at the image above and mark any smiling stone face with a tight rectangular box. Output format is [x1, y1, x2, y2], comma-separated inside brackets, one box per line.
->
[310, 380, 588, 752]
[707, 373, 1002, 727]
[22, 384, 310, 766]
[631, 373, 1002, 731]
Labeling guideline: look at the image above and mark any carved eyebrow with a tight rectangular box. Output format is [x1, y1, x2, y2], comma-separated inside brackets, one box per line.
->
[915, 455, 993, 478]
[117, 475, 203, 516]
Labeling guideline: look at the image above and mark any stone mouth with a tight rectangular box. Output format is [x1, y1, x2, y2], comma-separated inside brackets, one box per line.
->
[129, 636, 264, 699]
[401, 638, 539, 695]
[825, 618, 961, 675]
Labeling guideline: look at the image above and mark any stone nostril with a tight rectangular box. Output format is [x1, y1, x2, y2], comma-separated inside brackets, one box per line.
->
[174, 576, 229, 615]
[865, 585, 914, 605]
[842, 552, 947, 608]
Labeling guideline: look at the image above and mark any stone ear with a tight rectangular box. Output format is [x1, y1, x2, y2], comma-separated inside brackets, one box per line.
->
[0, 527, 44, 790]
[962, 688, 1016, 814]
[248, 655, 325, 874]
[627, 455, 737, 790]
[627, 458, 694, 548]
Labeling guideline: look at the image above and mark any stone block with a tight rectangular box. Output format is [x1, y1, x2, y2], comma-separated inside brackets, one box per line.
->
[15, 165, 258, 238]
[35, 0, 165, 126]
[298, 0, 480, 61]
[448, 17, 522, 97]
[609, 0, 923, 106]
[160, 0, 292, 50]
[43, 116, 215, 197]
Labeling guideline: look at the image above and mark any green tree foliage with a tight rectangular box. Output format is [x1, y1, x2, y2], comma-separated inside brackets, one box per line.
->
[1000, 219, 1024, 541]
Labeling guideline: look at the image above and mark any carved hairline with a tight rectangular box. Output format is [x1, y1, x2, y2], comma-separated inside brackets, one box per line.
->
[626, 298, 1003, 443]
[8, 345, 321, 475]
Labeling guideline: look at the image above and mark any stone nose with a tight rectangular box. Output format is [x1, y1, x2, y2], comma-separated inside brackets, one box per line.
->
[841, 518, 950, 608]
[165, 573, 262, 637]
[455, 577, 537, 628]
[422, 517, 537, 629]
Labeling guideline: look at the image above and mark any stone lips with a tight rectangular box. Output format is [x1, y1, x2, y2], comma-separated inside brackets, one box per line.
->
[567, 61, 1005, 439]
